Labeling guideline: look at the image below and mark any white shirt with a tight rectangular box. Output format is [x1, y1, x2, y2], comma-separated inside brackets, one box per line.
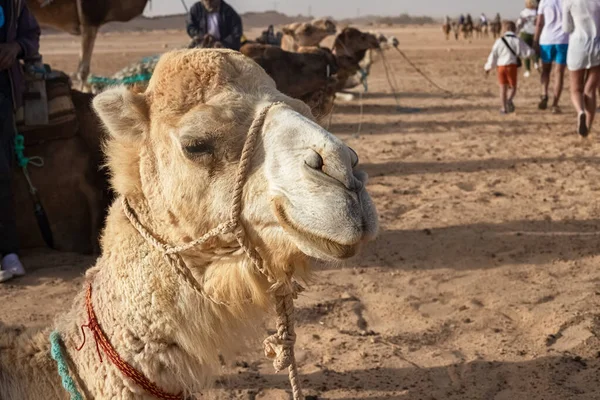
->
[539, 0, 570, 44]
[518, 8, 538, 35]
[485, 32, 535, 70]
[207, 12, 220, 40]
[563, 0, 600, 69]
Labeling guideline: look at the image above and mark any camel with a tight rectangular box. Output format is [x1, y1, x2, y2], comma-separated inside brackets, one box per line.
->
[14, 82, 109, 254]
[0, 48, 378, 399]
[281, 18, 337, 52]
[27, 0, 149, 89]
[240, 43, 339, 121]
[490, 14, 502, 39]
[332, 27, 380, 92]
[443, 21, 452, 40]
[451, 21, 461, 40]
[462, 14, 474, 39]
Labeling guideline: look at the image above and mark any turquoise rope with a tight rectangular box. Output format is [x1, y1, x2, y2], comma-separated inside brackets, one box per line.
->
[49, 331, 84, 400]
[13, 133, 29, 168]
[88, 72, 154, 86]
[360, 68, 369, 92]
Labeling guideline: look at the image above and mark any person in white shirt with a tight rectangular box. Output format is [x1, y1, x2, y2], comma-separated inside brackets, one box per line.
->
[563, 0, 600, 136]
[485, 21, 535, 114]
[517, 0, 540, 76]
[534, 0, 570, 113]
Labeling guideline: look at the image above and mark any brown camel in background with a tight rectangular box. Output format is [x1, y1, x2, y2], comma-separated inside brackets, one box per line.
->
[332, 27, 380, 91]
[240, 43, 338, 121]
[27, 0, 149, 89]
[14, 89, 110, 254]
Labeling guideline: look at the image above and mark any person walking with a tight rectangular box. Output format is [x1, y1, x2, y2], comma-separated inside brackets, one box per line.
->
[518, 0, 540, 77]
[0, 0, 41, 283]
[534, 0, 570, 113]
[485, 21, 535, 114]
[563, 0, 600, 136]
[186, 0, 243, 51]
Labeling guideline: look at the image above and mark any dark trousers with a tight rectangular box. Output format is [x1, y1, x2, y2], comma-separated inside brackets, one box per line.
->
[0, 91, 18, 256]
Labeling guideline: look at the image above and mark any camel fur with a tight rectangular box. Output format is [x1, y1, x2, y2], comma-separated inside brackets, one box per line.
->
[0, 49, 378, 399]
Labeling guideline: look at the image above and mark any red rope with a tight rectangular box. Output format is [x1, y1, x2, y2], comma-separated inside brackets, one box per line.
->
[77, 283, 184, 400]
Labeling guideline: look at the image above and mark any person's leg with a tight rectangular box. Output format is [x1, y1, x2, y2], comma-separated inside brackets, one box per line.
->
[551, 45, 569, 111]
[0, 92, 19, 258]
[539, 63, 552, 108]
[569, 69, 586, 113]
[583, 65, 600, 131]
[551, 63, 567, 111]
[500, 84, 508, 112]
[521, 33, 533, 73]
[539, 45, 553, 108]
[569, 69, 587, 135]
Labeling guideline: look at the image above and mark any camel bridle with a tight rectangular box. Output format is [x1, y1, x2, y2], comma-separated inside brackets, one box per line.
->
[121, 101, 305, 400]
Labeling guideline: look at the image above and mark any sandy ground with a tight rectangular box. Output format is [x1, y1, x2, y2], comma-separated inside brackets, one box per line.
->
[4, 25, 600, 399]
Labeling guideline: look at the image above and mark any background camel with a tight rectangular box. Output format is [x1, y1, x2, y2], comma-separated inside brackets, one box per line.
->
[14, 88, 109, 254]
[281, 18, 337, 51]
[240, 43, 339, 121]
[332, 27, 380, 91]
[0, 48, 378, 399]
[27, 0, 149, 89]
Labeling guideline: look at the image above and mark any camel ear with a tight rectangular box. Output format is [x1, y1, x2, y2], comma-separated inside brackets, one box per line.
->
[93, 86, 149, 138]
[282, 27, 294, 36]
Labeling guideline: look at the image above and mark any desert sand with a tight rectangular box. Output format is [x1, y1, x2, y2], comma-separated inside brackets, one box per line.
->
[3, 25, 600, 399]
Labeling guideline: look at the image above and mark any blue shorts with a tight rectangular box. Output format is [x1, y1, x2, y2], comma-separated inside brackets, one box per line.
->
[540, 44, 569, 65]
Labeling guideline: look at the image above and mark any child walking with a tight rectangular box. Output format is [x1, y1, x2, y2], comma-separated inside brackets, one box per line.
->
[485, 21, 535, 113]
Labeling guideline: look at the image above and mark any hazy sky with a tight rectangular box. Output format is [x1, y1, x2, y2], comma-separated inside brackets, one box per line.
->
[144, 0, 524, 20]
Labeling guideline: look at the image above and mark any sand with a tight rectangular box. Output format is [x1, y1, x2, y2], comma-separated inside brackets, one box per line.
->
[3, 25, 600, 399]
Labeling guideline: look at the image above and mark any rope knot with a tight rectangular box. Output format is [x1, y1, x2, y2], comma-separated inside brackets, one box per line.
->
[263, 333, 296, 372]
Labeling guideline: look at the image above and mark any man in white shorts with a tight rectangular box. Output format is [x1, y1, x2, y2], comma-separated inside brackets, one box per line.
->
[534, 0, 570, 113]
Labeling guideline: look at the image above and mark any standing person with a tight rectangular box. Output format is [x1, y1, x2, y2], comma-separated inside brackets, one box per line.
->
[186, 0, 243, 51]
[0, 0, 41, 283]
[534, 0, 570, 113]
[485, 21, 535, 114]
[518, 0, 540, 77]
[563, 0, 600, 136]
[459, 14, 466, 26]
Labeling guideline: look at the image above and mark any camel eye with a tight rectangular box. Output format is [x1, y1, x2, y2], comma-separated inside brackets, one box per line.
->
[181, 137, 214, 158]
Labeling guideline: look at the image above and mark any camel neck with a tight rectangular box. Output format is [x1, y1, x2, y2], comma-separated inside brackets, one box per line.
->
[52, 204, 270, 398]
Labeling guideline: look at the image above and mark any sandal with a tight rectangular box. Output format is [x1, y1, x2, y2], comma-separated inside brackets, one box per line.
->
[538, 95, 549, 110]
[551, 105, 562, 114]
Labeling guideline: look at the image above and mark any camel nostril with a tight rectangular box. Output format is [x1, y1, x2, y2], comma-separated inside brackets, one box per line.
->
[305, 150, 324, 170]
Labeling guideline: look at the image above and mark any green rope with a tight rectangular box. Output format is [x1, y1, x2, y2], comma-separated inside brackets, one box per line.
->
[50, 331, 84, 400]
[13, 133, 29, 168]
[88, 72, 154, 86]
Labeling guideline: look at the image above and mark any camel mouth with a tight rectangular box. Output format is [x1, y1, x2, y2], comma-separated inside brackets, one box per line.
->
[273, 197, 361, 260]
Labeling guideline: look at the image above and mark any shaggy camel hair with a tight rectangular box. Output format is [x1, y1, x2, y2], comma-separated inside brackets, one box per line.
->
[281, 18, 337, 52]
[0, 49, 378, 399]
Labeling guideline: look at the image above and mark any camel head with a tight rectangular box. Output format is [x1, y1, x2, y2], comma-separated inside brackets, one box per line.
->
[311, 18, 337, 36]
[94, 49, 377, 282]
[282, 19, 338, 47]
[334, 27, 380, 59]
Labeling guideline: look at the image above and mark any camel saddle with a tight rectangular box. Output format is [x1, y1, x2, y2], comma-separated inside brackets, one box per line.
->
[15, 68, 78, 147]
